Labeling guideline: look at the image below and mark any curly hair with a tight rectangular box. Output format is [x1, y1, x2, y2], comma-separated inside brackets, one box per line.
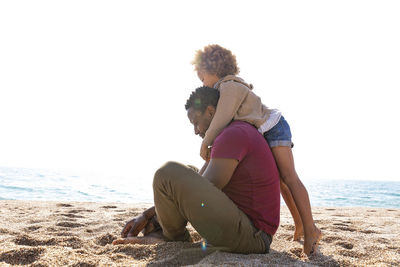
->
[185, 86, 220, 113]
[191, 44, 239, 78]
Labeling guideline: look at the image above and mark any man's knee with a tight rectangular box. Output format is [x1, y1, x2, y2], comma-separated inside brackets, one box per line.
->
[153, 161, 183, 187]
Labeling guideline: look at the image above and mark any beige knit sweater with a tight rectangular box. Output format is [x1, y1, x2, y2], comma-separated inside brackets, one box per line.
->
[202, 75, 273, 148]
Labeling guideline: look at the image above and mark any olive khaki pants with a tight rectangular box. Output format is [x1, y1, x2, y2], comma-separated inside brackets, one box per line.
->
[153, 161, 269, 254]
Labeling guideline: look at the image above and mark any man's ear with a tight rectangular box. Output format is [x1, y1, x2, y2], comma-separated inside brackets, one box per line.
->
[206, 105, 216, 118]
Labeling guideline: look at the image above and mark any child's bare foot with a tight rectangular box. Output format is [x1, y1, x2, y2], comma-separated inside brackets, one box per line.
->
[303, 226, 322, 256]
[293, 226, 304, 241]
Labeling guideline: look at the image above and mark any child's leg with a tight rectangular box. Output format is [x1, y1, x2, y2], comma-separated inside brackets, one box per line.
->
[271, 146, 322, 256]
[279, 179, 303, 240]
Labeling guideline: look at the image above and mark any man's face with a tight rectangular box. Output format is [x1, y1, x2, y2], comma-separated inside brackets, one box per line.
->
[187, 107, 214, 138]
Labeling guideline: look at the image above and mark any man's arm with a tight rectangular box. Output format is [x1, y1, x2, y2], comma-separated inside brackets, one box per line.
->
[202, 158, 238, 189]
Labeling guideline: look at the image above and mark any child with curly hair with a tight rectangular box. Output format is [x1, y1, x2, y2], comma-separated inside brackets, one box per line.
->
[191, 44, 322, 256]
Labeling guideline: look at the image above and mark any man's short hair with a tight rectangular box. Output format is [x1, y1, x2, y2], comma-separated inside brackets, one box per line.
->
[185, 86, 220, 113]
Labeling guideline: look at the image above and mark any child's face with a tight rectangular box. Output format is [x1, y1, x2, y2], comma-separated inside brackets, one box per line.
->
[197, 70, 220, 88]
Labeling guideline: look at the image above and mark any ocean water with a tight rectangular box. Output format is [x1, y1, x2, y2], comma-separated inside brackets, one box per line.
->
[1, 166, 399, 208]
[0, 166, 153, 204]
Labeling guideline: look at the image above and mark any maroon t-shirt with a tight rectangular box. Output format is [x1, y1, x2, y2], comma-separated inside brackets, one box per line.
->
[210, 121, 280, 235]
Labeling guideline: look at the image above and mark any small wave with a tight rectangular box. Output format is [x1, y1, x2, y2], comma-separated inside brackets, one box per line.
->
[77, 191, 90, 196]
[0, 184, 34, 192]
[385, 192, 400, 197]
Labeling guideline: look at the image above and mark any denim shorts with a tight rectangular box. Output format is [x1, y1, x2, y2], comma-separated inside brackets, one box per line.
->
[263, 116, 294, 148]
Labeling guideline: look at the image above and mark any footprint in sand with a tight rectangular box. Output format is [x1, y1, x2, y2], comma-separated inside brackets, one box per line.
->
[332, 214, 346, 217]
[68, 209, 95, 214]
[59, 237, 83, 249]
[276, 234, 293, 241]
[289, 247, 303, 258]
[277, 233, 293, 241]
[24, 225, 41, 232]
[60, 213, 85, 219]
[333, 223, 350, 227]
[29, 219, 43, 224]
[56, 203, 73, 207]
[95, 233, 118, 246]
[45, 227, 56, 233]
[0, 228, 9, 234]
[376, 238, 390, 244]
[339, 249, 366, 258]
[56, 222, 84, 228]
[336, 226, 356, 232]
[74, 249, 88, 255]
[336, 241, 354, 250]
[0, 247, 45, 265]
[359, 229, 378, 234]
[325, 208, 336, 211]
[387, 246, 400, 253]
[14, 235, 56, 246]
[323, 235, 344, 243]
[55, 232, 74, 237]
[101, 205, 117, 209]
[281, 225, 295, 231]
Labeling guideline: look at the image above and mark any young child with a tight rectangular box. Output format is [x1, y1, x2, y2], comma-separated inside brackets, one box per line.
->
[191, 44, 322, 256]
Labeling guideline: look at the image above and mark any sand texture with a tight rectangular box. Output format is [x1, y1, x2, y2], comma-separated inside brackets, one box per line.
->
[1, 200, 399, 266]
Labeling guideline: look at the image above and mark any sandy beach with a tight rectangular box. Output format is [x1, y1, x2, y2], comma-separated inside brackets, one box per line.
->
[0, 200, 399, 266]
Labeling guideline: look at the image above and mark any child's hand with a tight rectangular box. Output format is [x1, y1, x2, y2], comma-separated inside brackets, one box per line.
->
[200, 142, 211, 161]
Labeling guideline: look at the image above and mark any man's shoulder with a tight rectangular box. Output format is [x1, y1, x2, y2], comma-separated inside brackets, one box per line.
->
[224, 121, 258, 133]
[217, 121, 258, 141]
[212, 121, 254, 161]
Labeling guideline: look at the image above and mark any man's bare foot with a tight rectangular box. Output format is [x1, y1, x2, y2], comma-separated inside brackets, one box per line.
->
[293, 226, 304, 241]
[303, 226, 322, 256]
[112, 231, 166, 245]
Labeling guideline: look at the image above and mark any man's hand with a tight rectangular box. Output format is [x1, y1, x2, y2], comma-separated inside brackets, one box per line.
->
[121, 214, 149, 238]
[143, 216, 161, 235]
[121, 206, 157, 238]
[200, 142, 211, 161]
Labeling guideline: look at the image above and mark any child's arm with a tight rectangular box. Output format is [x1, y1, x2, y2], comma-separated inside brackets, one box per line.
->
[200, 81, 249, 160]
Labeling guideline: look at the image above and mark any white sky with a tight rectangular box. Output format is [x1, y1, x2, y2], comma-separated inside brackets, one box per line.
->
[1, 0, 399, 183]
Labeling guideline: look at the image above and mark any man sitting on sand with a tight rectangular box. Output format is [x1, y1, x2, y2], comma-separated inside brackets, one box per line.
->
[113, 86, 281, 254]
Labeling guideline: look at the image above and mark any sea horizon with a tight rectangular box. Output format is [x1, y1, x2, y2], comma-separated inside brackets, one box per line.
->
[1, 165, 399, 209]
